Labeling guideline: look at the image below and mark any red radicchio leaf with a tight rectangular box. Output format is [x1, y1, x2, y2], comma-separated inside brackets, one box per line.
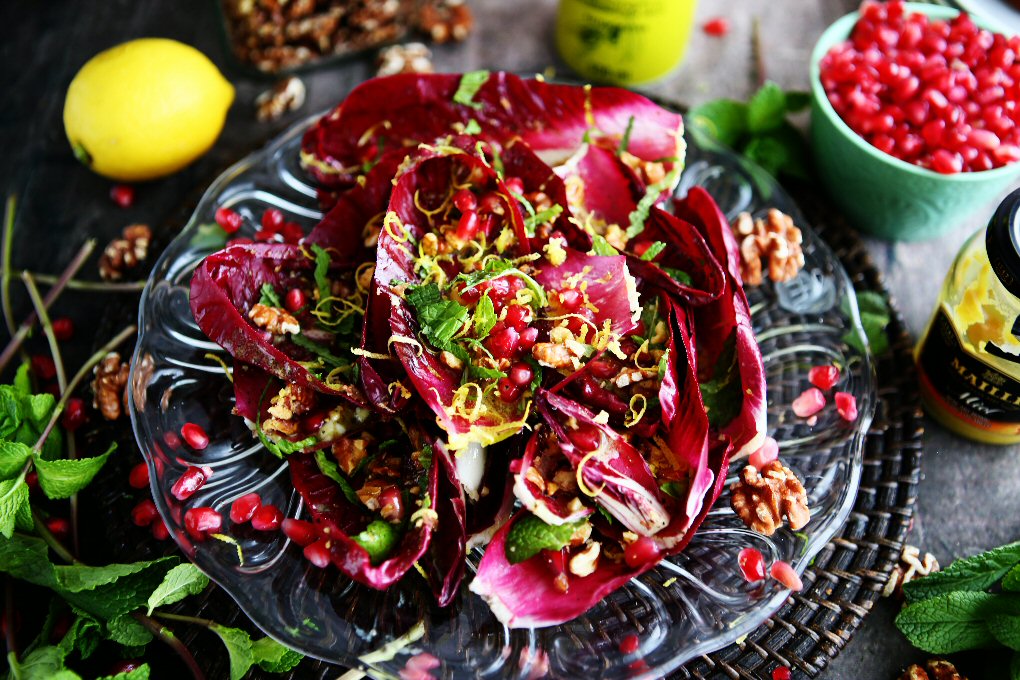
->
[420, 440, 466, 607]
[301, 72, 684, 191]
[537, 390, 669, 537]
[512, 431, 595, 526]
[464, 437, 517, 547]
[231, 361, 276, 422]
[674, 187, 767, 459]
[468, 509, 658, 628]
[189, 242, 364, 404]
[358, 280, 412, 415]
[532, 248, 640, 336]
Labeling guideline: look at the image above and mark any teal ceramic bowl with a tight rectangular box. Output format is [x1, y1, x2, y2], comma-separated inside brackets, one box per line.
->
[810, 3, 1020, 241]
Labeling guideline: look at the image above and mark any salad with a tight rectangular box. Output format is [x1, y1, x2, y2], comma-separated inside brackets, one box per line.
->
[189, 71, 767, 628]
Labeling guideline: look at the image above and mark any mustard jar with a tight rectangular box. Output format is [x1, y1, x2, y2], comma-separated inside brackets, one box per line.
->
[915, 188, 1020, 444]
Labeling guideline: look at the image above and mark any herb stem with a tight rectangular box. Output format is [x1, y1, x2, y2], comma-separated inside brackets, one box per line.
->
[153, 611, 217, 629]
[0, 240, 96, 376]
[31, 324, 136, 453]
[14, 271, 146, 293]
[3, 578, 17, 663]
[132, 613, 206, 680]
[751, 17, 766, 89]
[2, 196, 18, 337]
[32, 511, 82, 566]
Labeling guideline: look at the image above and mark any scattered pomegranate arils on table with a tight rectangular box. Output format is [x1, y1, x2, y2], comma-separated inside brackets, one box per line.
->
[251, 503, 284, 531]
[45, 517, 70, 540]
[769, 559, 804, 591]
[618, 633, 640, 654]
[738, 547, 767, 582]
[51, 316, 74, 341]
[131, 499, 159, 527]
[703, 17, 731, 36]
[808, 364, 840, 390]
[820, 0, 1020, 173]
[229, 492, 263, 523]
[281, 518, 318, 546]
[835, 391, 859, 421]
[792, 387, 826, 418]
[60, 397, 87, 432]
[748, 436, 780, 469]
[184, 506, 222, 539]
[261, 208, 285, 232]
[772, 667, 793, 680]
[170, 466, 210, 500]
[151, 520, 170, 541]
[128, 462, 150, 489]
[214, 206, 243, 234]
[109, 184, 135, 208]
[180, 422, 209, 450]
[31, 355, 56, 381]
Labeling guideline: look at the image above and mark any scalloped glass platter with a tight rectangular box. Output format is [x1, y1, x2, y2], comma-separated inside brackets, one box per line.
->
[128, 113, 876, 679]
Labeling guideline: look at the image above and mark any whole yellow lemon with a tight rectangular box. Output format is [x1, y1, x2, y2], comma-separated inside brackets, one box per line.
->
[63, 38, 235, 182]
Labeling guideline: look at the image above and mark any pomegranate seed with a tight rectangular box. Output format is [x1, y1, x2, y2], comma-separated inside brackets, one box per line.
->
[773, 667, 792, 680]
[129, 462, 150, 489]
[45, 517, 70, 540]
[26, 471, 38, 492]
[558, 289, 583, 311]
[284, 287, 306, 312]
[497, 377, 521, 402]
[509, 362, 534, 387]
[31, 355, 56, 380]
[486, 325, 520, 360]
[738, 547, 767, 582]
[835, 392, 859, 422]
[504, 176, 524, 195]
[456, 210, 480, 241]
[108, 661, 144, 675]
[181, 422, 209, 450]
[624, 536, 661, 568]
[703, 17, 730, 37]
[571, 424, 602, 452]
[229, 493, 262, 523]
[453, 189, 477, 212]
[518, 327, 539, 352]
[109, 184, 135, 208]
[171, 466, 209, 500]
[151, 520, 170, 541]
[300, 411, 325, 434]
[770, 559, 804, 591]
[748, 436, 780, 469]
[406, 652, 441, 671]
[60, 398, 87, 432]
[51, 317, 74, 341]
[214, 207, 243, 234]
[280, 222, 304, 243]
[503, 304, 531, 330]
[131, 500, 159, 527]
[184, 507, 222, 539]
[619, 633, 640, 654]
[808, 364, 840, 390]
[282, 518, 318, 546]
[251, 504, 283, 531]
[304, 539, 332, 568]
[254, 229, 277, 242]
[543, 548, 567, 575]
[792, 388, 826, 418]
[261, 208, 284, 232]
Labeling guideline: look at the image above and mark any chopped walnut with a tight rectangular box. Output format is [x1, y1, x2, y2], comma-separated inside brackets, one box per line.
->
[92, 352, 130, 420]
[376, 42, 434, 76]
[613, 367, 656, 389]
[99, 224, 151, 281]
[731, 208, 805, 286]
[899, 659, 967, 680]
[730, 460, 810, 536]
[255, 76, 306, 122]
[267, 384, 316, 421]
[416, 0, 473, 43]
[568, 541, 601, 577]
[882, 544, 940, 599]
[248, 303, 301, 335]
[333, 436, 371, 475]
[532, 342, 574, 369]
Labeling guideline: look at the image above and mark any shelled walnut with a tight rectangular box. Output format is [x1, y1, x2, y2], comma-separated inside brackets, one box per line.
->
[731, 208, 805, 286]
[92, 352, 129, 421]
[99, 224, 151, 281]
[730, 460, 810, 536]
[882, 544, 940, 599]
[898, 659, 966, 680]
[416, 0, 473, 43]
[376, 42, 434, 76]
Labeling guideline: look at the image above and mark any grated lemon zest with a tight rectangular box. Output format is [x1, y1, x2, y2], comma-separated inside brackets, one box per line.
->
[576, 448, 607, 498]
[351, 347, 393, 360]
[204, 353, 233, 383]
[388, 334, 424, 357]
[383, 211, 411, 243]
[625, 394, 647, 428]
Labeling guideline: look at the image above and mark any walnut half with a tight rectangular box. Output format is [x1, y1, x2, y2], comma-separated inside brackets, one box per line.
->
[731, 209, 805, 286]
[730, 460, 810, 536]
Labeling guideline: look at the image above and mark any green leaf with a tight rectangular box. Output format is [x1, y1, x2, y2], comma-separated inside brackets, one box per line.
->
[259, 283, 282, 308]
[0, 385, 25, 439]
[590, 235, 620, 256]
[618, 115, 636, 156]
[0, 477, 28, 539]
[743, 124, 810, 180]
[747, 81, 787, 134]
[105, 613, 153, 647]
[95, 664, 151, 680]
[895, 591, 1001, 653]
[523, 205, 563, 234]
[505, 515, 587, 564]
[145, 563, 210, 615]
[55, 558, 174, 593]
[626, 166, 681, 239]
[7, 645, 81, 680]
[687, 99, 748, 149]
[33, 445, 113, 500]
[1003, 564, 1020, 592]
[404, 283, 470, 353]
[57, 614, 101, 660]
[699, 332, 742, 428]
[352, 520, 401, 565]
[990, 613, 1020, 651]
[453, 70, 489, 110]
[903, 542, 1020, 602]
[1012, 651, 1020, 680]
[310, 244, 332, 305]
[785, 90, 811, 112]
[464, 119, 482, 135]
[22, 393, 55, 427]
[189, 222, 229, 251]
[469, 365, 506, 381]
[663, 267, 693, 285]
[59, 558, 179, 622]
[209, 624, 255, 680]
[639, 241, 667, 261]
[13, 363, 31, 395]
[0, 441, 31, 479]
[0, 534, 57, 587]
[472, 294, 497, 340]
[289, 333, 347, 368]
[314, 449, 360, 506]
[252, 637, 303, 672]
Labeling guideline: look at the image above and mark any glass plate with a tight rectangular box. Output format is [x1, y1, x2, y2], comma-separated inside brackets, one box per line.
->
[128, 115, 875, 679]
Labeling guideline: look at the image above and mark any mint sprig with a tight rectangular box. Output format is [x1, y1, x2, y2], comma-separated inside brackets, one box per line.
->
[505, 514, 587, 564]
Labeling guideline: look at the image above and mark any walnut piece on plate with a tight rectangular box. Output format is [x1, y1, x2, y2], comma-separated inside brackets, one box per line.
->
[730, 459, 810, 536]
[731, 208, 805, 286]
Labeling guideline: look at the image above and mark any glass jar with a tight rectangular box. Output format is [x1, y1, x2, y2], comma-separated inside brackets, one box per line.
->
[915, 188, 1020, 444]
[555, 0, 698, 85]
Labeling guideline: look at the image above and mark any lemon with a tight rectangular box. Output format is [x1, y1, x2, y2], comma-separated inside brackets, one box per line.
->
[63, 38, 235, 182]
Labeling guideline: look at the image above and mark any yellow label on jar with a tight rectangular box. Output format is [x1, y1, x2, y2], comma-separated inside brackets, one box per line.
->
[555, 0, 698, 85]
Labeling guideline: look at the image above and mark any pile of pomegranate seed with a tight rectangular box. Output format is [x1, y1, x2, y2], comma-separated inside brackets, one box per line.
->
[820, 0, 1020, 173]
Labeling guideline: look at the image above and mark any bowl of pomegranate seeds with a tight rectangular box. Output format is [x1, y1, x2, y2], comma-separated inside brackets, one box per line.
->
[811, 1, 1020, 240]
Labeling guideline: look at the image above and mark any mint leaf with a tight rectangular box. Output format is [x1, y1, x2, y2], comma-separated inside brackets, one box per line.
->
[639, 241, 667, 261]
[96, 664, 151, 680]
[0, 477, 28, 539]
[785, 90, 811, 112]
[523, 205, 563, 234]
[145, 563, 209, 615]
[314, 449, 360, 506]
[747, 81, 787, 134]
[626, 166, 680, 238]
[310, 244, 332, 304]
[33, 445, 113, 500]
[505, 515, 586, 564]
[469, 365, 506, 381]
[352, 520, 401, 565]
[209, 624, 255, 680]
[59, 558, 178, 621]
[699, 332, 742, 428]
[0, 534, 56, 586]
[1004, 564, 1020, 592]
[904, 542, 1020, 603]
[990, 613, 1020, 651]
[8, 645, 81, 680]
[895, 591, 1001, 653]
[590, 235, 620, 256]
[1013, 651, 1020, 680]
[13, 363, 31, 395]
[190, 222, 229, 251]
[57, 614, 102, 659]
[405, 283, 470, 353]
[688, 99, 748, 149]
[743, 124, 809, 180]
[252, 636, 303, 672]
[23, 392, 55, 427]
[473, 294, 497, 339]
[663, 267, 693, 285]
[453, 70, 489, 110]
[259, 283, 282, 308]
[0, 441, 31, 479]
[105, 613, 153, 647]
[843, 290, 891, 356]
[464, 119, 482, 135]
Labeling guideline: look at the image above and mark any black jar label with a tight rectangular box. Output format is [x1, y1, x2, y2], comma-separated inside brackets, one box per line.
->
[917, 307, 1020, 426]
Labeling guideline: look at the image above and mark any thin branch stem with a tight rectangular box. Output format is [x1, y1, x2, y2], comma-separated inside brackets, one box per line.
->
[152, 611, 217, 629]
[131, 613, 205, 680]
[15, 271, 146, 293]
[2, 196, 17, 337]
[4, 578, 16, 664]
[0, 240, 96, 376]
[31, 511, 81, 566]
[751, 17, 766, 89]
[31, 324, 136, 454]
[21, 273, 66, 393]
